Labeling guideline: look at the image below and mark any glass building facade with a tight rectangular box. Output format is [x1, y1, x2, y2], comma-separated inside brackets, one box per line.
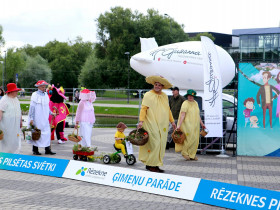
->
[232, 28, 280, 62]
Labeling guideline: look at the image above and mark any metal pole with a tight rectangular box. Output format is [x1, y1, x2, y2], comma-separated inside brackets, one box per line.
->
[0, 61, 3, 88]
[164, 14, 172, 43]
[137, 90, 143, 122]
[3, 51, 6, 90]
[125, 52, 130, 104]
[72, 88, 74, 127]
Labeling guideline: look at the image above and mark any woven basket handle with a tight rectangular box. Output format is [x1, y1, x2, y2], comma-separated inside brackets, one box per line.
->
[72, 128, 79, 136]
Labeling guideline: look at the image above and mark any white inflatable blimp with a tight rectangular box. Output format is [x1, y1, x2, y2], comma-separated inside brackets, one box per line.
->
[130, 38, 235, 90]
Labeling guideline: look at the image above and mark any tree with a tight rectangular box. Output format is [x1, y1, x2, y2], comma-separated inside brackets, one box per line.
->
[21, 38, 94, 88]
[189, 32, 215, 41]
[79, 52, 103, 88]
[18, 53, 52, 88]
[94, 7, 189, 89]
[5, 48, 25, 84]
[0, 25, 5, 50]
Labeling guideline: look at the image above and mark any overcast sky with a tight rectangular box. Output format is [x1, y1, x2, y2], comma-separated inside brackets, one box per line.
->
[1, 0, 280, 51]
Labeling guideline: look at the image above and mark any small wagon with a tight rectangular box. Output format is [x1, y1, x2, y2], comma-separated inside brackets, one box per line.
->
[73, 150, 94, 161]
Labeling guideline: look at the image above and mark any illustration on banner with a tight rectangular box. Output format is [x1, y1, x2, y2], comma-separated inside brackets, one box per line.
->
[237, 63, 280, 156]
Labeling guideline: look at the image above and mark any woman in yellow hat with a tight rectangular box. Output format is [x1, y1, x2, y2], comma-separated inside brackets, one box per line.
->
[176, 89, 206, 161]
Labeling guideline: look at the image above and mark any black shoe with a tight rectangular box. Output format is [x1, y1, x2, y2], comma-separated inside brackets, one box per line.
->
[45, 150, 56, 155]
[33, 146, 41, 155]
[169, 141, 175, 148]
[166, 143, 170, 150]
[45, 146, 56, 155]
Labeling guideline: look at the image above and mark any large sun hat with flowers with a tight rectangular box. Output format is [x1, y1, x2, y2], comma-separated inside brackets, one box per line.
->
[35, 80, 49, 87]
[145, 75, 172, 89]
[79, 89, 96, 102]
[51, 85, 67, 99]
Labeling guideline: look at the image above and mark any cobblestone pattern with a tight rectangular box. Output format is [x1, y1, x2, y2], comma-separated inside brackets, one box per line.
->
[0, 128, 278, 209]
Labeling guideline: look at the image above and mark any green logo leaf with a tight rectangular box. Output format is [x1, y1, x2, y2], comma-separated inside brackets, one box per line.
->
[76, 169, 82, 175]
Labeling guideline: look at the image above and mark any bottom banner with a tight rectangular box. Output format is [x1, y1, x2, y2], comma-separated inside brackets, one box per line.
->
[63, 160, 201, 200]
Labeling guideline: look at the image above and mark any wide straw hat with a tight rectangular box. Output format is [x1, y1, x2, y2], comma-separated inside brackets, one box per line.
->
[35, 80, 49, 87]
[6, 83, 21, 93]
[145, 75, 172, 89]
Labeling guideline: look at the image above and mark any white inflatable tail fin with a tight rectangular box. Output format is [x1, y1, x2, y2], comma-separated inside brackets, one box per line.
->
[140, 37, 158, 52]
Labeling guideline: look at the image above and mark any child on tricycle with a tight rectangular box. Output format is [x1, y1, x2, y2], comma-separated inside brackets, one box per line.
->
[103, 122, 136, 165]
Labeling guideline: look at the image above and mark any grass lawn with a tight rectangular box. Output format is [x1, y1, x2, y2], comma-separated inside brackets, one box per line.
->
[21, 104, 139, 116]
[95, 100, 140, 105]
[19, 98, 141, 105]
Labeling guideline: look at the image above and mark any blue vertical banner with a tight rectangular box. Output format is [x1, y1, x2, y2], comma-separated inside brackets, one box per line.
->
[237, 63, 280, 156]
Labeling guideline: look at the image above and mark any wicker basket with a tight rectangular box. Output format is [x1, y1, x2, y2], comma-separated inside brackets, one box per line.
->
[172, 129, 186, 144]
[127, 128, 149, 146]
[0, 131, 3, 141]
[200, 129, 209, 137]
[68, 128, 81, 143]
[32, 129, 41, 141]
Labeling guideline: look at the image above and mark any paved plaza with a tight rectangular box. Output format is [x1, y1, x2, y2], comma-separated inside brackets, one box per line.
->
[0, 127, 279, 210]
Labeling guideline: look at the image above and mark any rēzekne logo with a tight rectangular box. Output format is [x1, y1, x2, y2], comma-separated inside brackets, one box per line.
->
[75, 166, 108, 178]
[76, 167, 87, 176]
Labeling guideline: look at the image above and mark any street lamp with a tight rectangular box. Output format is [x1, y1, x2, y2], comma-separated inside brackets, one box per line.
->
[164, 14, 172, 43]
[124, 52, 130, 103]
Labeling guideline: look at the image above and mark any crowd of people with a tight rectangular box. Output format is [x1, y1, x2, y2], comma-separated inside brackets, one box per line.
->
[0, 76, 206, 173]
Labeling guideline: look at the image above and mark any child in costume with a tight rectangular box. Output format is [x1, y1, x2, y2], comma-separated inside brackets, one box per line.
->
[49, 85, 70, 144]
[114, 122, 128, 157]
[75, 89, 96, 147]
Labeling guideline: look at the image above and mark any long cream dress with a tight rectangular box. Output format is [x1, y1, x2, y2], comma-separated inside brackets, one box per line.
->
[175, 100, 200, 159]
[139, 90, 170, 167]
[0, 95, 21, 153]
[27, 91, 51, 147]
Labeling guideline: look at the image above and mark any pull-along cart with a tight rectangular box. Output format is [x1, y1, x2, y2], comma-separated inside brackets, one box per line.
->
[73, 150, 94, 161]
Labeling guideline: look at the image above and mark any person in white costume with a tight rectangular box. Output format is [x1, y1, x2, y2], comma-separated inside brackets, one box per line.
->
[28, 80, 56, 155]
[0, 83, 22, 153]
[74, 89, 96, 148]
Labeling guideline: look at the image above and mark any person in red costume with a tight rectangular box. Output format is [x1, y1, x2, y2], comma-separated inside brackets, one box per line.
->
[48, 85, 70, 144]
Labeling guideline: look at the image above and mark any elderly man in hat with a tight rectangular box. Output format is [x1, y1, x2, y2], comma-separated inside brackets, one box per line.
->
[28, 80, 56, 155]
[137, 75, 176, 173]
[167, 86, 185, 149]
[0, 83, 22, 153]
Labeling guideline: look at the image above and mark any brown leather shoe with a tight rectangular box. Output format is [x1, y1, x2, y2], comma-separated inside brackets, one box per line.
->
[146, 166, 159, 172]
[156, 167, 165, 173]
[191, 156, 198, 161]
